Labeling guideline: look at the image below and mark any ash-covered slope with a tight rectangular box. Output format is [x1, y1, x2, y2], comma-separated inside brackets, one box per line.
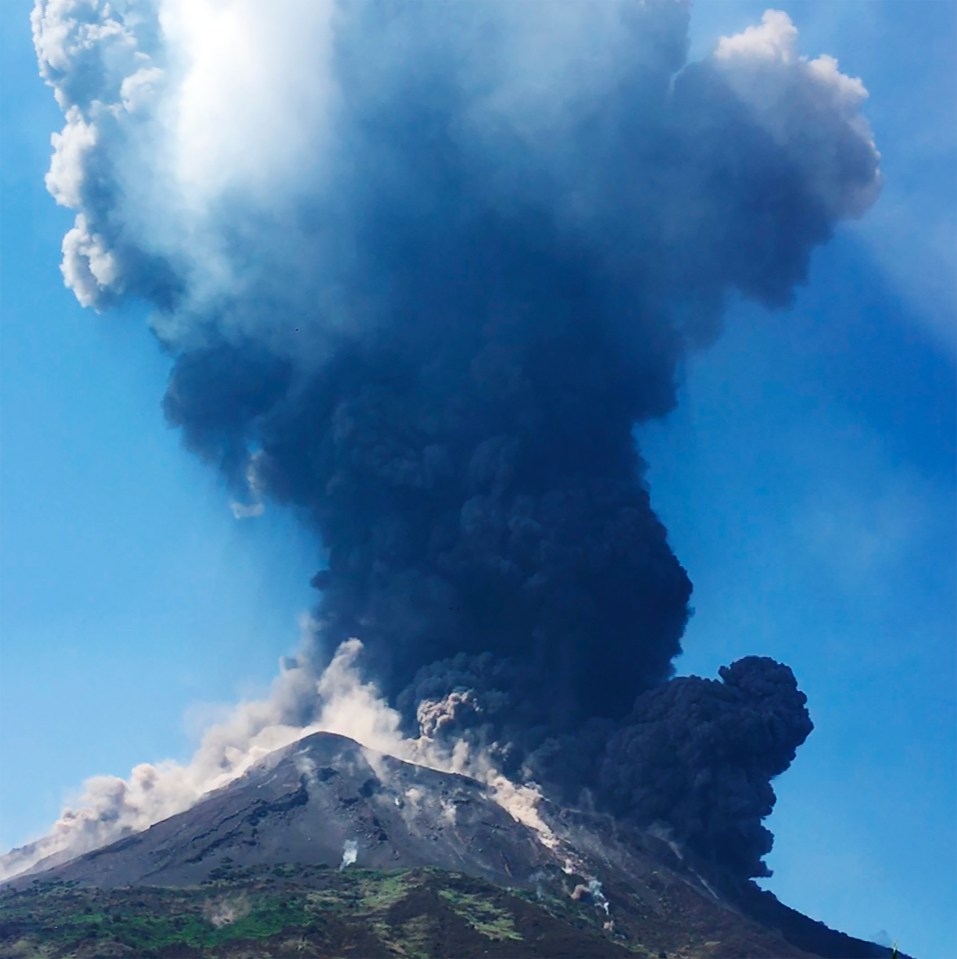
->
[13, 732, 903, 959]
[23, 733, 550, 890]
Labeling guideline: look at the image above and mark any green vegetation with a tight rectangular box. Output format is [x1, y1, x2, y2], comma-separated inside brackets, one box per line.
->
[438, 887, 522, 941]
[0, 880, 309, 953]
[0, 866, 634, 958]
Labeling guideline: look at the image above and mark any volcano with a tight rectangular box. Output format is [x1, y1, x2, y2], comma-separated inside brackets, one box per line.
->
[2, 732, 903, 959]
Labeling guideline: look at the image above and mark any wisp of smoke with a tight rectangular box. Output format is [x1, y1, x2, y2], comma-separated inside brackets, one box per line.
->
[204, 894, 250, 929]
[339, 839, 358, 871]
[13, 0, 879, 883]
[1, 630, 561, 879]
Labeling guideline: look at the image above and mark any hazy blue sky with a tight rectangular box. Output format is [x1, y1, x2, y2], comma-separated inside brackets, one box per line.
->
[1, 2, 954, 957]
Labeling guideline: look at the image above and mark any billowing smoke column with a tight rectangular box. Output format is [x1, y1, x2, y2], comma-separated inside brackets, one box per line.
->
[29, 0, 879, 879]
[602, 657, 815, 878]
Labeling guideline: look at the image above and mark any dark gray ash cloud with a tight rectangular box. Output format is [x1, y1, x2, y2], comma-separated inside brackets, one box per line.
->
[601, 656, 814, 879]
[30, 0, 878, 878]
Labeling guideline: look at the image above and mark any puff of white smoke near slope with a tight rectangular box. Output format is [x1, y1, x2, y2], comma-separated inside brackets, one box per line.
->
[203, 894, 250, 928]
[338, 839, 358, 871]
[307, 637, 565, 853]
[570, 878, 614, 934]
[0, 626, 318, 880]
[0, 631, 558, 881]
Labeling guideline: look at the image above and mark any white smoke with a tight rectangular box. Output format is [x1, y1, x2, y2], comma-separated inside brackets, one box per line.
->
[572, 877, 613, 930]
[0, 617, 323, 881]
[713, 9, 880, 219]
[229, 451, 268, 519]
[293, 752, 318, 789]
[588, 878, 610, 917]
[338, 838, 358, 871]
[204, 894, 250, 928]
[0, 625, 560, 881]
[313, 638, 566, 855]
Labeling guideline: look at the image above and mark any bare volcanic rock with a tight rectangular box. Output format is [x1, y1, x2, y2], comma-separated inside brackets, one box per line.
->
[25, 733, 552, 889]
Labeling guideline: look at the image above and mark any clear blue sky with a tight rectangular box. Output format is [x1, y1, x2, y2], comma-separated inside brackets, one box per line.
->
[1, 3, 955, 957]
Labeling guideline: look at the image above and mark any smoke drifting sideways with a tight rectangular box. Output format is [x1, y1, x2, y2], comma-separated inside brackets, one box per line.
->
[14, 0, 878, 883]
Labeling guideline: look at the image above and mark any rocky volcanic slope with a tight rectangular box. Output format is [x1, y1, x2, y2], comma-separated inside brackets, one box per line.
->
[3, 733, 904, 959]
[16, 733, 552, 890]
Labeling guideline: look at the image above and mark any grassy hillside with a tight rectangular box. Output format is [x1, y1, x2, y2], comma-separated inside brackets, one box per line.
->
[0, 865, 641, 959]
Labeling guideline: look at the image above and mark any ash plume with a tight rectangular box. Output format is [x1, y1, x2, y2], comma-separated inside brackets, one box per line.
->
[19, 0, 879, 882]
[600, 656, 814, 879]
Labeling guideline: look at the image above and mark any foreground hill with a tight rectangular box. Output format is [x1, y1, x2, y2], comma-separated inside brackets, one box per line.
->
[0, 864, 812, 959]
[2, 866, 626, 959]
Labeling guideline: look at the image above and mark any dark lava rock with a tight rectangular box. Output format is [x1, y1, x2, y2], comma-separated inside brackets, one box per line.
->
[19, 733, 552, 889]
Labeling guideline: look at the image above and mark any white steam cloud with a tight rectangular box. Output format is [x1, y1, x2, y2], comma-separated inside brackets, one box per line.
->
[713, 9, 880, 218]
[0, 625, 558, 881]
[338, 839, 358, 871]
[203, 894, 250, 928]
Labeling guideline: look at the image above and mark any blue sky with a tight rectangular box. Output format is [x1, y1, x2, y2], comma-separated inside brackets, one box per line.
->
[1, 2, 955, 957]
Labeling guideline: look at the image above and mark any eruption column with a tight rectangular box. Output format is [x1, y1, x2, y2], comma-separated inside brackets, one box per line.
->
[19, 0, 880, 881]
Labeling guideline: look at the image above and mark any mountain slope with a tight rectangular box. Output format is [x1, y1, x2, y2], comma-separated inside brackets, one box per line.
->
[14, 733, 552, 890]
[4, 733, 903, 958]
